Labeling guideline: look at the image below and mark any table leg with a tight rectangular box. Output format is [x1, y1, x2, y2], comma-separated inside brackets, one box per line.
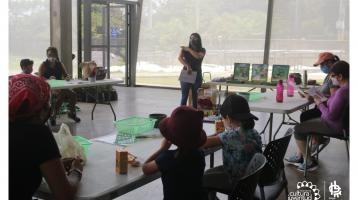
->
[259, 117, 271, 135]
[91, 86, 99, 120]
[91, 103, 97, 120]
[268, 113, 273, 143]
[248, 87, 257, 92]
[90, 86, 117, 121]
[109, 102, 117, 121]
[218, 85, 222, 105]
[210, 153, 214, 168]
[273, 114, 285, 140]
[287, 113, 299, 124]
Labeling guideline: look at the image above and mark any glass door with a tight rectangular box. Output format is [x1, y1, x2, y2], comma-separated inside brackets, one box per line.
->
[80, 0, 127, 83]
[109, 4, 127, 80]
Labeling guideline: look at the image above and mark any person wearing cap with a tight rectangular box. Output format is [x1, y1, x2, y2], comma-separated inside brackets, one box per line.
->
[286, 61, 349, 172]
[38, 46, 80, 125]
[313, 52, 340, 95]
[201, 94, 262, 200]
[292, 52, 340, 163]
[20, 58, 34, 74]
[142, 106, 207, 200]
[9, 74, 84, 200]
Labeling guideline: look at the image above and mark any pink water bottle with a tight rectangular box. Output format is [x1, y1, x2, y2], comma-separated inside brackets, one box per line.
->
[276, 80, 284, 103]
[287, 74, 295, 97]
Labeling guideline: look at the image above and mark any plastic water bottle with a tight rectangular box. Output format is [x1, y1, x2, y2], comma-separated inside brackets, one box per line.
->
[276, 80, 284, 103]
[287, 75, 295, 97]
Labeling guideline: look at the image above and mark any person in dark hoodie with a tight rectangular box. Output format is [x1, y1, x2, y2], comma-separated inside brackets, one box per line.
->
[142, 106, 207, 200]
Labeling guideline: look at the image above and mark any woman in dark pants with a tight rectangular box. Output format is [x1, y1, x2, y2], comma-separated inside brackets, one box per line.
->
[295, 52, 340, 152]
[286, 61, 349, 171]
[178, 33, 206, 109]
[39, 46, 80, 125]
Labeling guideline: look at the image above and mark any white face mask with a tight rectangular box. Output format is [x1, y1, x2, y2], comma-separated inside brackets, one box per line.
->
[48, 57, 57, 62]
[331, 77, 340, 86]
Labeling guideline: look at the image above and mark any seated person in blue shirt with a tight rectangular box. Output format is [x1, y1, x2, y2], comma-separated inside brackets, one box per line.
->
[142, 106, 207, 200]
[39, 46, 80, 125]
[20, 58, 34, 74]
[202, 94, 262, 200]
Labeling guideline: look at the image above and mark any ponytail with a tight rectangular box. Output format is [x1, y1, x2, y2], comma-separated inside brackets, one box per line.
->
[334, 55, 340, 62]
[327, 55, 340, 66]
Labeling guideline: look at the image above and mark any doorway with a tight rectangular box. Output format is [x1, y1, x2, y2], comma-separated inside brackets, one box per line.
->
[78, 0, 130, 85]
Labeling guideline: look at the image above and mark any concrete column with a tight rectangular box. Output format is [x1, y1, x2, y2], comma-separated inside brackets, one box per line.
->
[50, 0, 73, 75]
[129, 0, 143, 86]
[83, 0, 92, 62]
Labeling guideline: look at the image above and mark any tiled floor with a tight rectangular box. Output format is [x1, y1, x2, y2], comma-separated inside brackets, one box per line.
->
[52, 86, 349, 200]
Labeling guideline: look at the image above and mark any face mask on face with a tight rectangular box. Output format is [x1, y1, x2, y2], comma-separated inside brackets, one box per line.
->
[320, 65, 330, 74]
[48, 57, 56, 62]
[331, 77, 340, 86]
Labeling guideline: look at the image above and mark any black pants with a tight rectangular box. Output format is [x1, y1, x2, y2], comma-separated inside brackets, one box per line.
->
[296, 106, 324, 141]
[300, 106, 321, 123]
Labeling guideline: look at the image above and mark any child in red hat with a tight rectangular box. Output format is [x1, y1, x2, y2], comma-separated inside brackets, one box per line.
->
[202, 94, 262, 200]
[142, 106, 207, 200]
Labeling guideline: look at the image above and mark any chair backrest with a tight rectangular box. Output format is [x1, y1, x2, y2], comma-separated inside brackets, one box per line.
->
[342, 103, 349, 136]
[230, 153, 267, 200]
[259, 129, 293, 185]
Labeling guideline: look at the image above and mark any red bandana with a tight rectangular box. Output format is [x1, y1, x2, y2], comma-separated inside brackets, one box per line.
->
[9, 74, 50, 122]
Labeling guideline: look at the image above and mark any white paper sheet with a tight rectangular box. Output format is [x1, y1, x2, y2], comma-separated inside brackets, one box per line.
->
[179, 69, 197, 84]
[304, 86, 328, 102]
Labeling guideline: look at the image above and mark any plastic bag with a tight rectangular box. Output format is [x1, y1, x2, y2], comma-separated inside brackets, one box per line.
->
[53, 123, 87, 164]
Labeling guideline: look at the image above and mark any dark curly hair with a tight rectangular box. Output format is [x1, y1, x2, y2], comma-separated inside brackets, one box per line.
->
[330, 60, 349, 79]
[46, 46, 60, 61]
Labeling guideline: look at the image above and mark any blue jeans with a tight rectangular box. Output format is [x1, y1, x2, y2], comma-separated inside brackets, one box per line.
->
[180, 73, 202, 108]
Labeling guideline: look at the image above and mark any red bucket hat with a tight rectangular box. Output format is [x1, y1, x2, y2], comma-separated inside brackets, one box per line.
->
[9, 74, 50, 122]
[313, 52, 336, 66]
[159, 106, 207, 150]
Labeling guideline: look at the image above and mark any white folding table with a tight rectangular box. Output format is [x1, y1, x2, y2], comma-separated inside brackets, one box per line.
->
[48, 79, 123, 121]
[35, 124, 220, 200]
[204, 91, 311, 143]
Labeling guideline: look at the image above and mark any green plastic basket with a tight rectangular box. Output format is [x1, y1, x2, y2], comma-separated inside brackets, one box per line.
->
[114, 116, 156, 136]
[237, 92, 263, 102]
[73, 136, 92, 156]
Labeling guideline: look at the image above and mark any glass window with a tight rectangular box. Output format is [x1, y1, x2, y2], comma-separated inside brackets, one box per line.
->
[9, 0, 50, 75]
[137, 0, 268, 87]
[270, 0, 349, 83]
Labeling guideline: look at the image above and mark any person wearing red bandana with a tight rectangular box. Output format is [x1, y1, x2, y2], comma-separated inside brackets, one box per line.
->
[9, 74, 83, 200]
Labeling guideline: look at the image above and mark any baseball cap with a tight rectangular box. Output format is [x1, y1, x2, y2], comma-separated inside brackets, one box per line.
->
[313, 52, 335, 66]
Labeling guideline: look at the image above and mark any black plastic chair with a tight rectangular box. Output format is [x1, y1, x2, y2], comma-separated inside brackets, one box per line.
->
[304, 104, 349, 178]
[254, 128, 293, 200]
[213, 153, 267, 200]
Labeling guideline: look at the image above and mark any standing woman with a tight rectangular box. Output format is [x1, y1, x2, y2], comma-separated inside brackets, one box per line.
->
[178, 33, 206, 109]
